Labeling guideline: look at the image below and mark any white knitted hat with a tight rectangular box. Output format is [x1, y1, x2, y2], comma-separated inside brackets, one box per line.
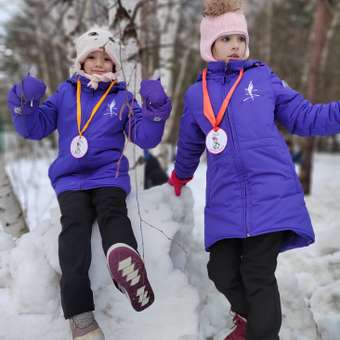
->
[74, 27, 121, 72]
[200, 0, 249, 62]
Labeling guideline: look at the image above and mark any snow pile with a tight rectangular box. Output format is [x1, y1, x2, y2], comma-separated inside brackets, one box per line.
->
[284, 154, 340, 340]
[0, 162, 199, 339]
[1, 153, 340, 339]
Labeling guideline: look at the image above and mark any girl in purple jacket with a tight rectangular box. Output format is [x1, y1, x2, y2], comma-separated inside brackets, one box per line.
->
[169, 1, 340, 339]
[8, 27, 172, 340]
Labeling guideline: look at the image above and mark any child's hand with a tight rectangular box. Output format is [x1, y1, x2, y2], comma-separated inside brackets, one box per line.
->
[168, 170, 192, 197]
[140, 79, 169, 108]
[14, 75, 46, 103]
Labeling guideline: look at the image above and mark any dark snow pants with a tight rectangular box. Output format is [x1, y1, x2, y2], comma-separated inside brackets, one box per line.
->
[57, 187, 138, 319]
[207, 232, 283, 340]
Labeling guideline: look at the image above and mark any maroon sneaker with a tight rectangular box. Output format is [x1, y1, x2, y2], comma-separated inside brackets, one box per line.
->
[107, 243, 154, 312]
[224, 313, 247, 340]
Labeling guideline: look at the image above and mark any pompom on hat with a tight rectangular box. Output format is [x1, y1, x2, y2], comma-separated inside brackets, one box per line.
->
[200, 0, 250, 62]
[74, 27, 121, 73]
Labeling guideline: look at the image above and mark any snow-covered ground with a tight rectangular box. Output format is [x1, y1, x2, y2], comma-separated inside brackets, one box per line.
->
[0, 153, 340, 340]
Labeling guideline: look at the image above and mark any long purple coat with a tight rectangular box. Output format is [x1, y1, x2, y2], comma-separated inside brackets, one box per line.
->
[8, 74, 169, 195]
[175, 59, 340, 252]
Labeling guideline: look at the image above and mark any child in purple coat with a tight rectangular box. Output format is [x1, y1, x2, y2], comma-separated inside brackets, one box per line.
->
[169, 1, 340, 339]
[8, 27, 172, 340]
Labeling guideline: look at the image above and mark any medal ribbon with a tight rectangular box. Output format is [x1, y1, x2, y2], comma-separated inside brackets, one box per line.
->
[76, 79, 116, 136]
[202, 68, 244, 131]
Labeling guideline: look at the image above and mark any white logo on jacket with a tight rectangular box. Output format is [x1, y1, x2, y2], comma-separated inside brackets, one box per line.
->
[104, 99, 118, 117]
[243, 81, 260, 102]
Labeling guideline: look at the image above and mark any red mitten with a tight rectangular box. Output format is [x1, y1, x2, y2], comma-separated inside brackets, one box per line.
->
[168, 170, 192, 197]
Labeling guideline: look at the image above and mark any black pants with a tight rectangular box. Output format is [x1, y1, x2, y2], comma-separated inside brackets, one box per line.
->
[57, 187, 138, 319]
[207, 232, 283, 340]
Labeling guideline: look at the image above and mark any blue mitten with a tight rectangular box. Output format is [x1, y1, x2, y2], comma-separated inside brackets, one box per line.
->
[8, 75, 46, 115]
[140, 80, 172, 121]
[15, 75, 46, 103]
[140, 80, 168, 107]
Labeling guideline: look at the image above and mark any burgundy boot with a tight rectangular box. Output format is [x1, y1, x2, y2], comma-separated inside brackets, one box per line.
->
[107, 243, 154, 311]
[224, 313, 247, 340]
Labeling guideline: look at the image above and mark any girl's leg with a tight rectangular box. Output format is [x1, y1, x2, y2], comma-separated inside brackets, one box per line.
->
[57, 190, 96, 319]
[207, 238, 248, 317]
[241, 232, 283, 340]
[91, 187, 137, 254]
[92, 187, 153, 311]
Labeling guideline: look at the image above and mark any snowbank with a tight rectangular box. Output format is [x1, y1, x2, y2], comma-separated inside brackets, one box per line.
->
[1, 153, 340, 339]
[0, 170, 199, 339]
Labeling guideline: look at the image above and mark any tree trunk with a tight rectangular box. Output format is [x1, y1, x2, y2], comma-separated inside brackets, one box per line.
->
[300, 0, 333, 195]
[140, 0, 159, 79]
[263, 0, 273, 63]
[0, 155, 28, 237]
[315, 2, 340, 152]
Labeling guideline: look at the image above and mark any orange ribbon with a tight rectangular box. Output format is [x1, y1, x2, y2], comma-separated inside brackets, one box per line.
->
[202, 68, 244, 131]
[76, 79, 116, 136]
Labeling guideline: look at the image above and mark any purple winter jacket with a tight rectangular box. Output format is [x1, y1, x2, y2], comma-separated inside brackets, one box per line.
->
[8, 74, 170, 195]
[175, 59, 340, 252]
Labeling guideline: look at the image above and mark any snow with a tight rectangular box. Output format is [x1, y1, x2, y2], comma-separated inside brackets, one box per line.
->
[1, 153, 340, 339]
[1, 156, 199, 340]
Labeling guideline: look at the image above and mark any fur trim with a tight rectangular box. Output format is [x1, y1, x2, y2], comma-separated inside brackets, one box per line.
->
[203, 0, 242, 17]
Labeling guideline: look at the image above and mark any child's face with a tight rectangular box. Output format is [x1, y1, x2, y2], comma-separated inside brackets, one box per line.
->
[212, 34, 247, 63]
[83, 49, 114, 75]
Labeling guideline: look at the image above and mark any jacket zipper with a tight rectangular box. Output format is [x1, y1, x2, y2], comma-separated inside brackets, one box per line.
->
[224, 74, 250, 237]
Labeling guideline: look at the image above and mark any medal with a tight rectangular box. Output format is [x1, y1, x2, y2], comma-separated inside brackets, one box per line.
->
[206, 128, 228, 154]
[202, 67, 244, 154]
[71, 79, 115, 159]
[70, 135, 88, 158]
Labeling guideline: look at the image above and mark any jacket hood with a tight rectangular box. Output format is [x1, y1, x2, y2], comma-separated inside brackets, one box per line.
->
[68, 73, 127, 93]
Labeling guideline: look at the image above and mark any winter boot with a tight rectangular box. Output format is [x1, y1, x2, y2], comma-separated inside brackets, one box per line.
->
[69, 312, 105, 340]
[224, 313, 247, 340]
[107, 243, 154, 311]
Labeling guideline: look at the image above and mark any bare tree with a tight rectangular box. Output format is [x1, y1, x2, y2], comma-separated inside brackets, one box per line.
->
[0, 155, 29, 237]
[300, 0, 334, 195]
[317, 1, 340, 152]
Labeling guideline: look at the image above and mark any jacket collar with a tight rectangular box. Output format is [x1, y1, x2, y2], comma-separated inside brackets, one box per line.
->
[197, 59, 263, 81]
[68, 73, 127, 93]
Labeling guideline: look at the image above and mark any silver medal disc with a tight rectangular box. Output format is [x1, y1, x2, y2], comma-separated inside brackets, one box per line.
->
[70, 136, 88, 158]
[206, 128, 228, 154]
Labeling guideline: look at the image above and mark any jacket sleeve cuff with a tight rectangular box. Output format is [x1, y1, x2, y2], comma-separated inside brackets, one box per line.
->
[142, 98, 172, 122]
[173, 169, 193, 182]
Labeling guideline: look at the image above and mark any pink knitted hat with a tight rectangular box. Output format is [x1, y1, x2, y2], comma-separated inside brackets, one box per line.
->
[200, 0, 249, 62]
